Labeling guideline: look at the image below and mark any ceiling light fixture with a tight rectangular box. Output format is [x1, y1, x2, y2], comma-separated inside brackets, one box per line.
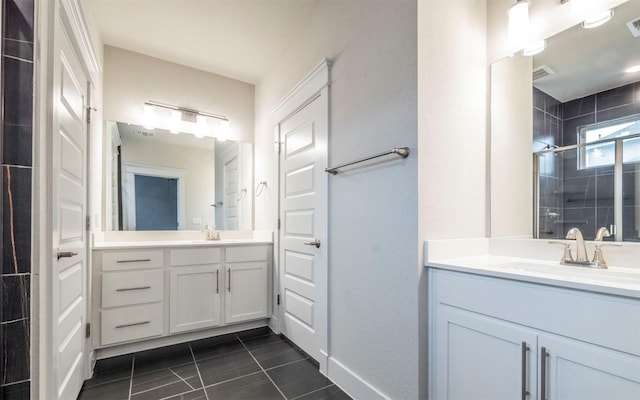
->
[142, 104, 155, 130]
[522, 39, 547, 56]
[508, 0, 531, 53]
[581, 9, 614, 29]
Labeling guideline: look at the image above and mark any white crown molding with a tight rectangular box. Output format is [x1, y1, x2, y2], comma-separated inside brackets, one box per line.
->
[271, 58, 332, 123]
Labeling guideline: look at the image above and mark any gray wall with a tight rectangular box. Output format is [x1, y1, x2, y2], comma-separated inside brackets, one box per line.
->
[254, 1, 418, 397]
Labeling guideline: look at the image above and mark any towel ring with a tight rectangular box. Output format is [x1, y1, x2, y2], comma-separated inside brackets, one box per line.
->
[237, 188, 247, 202]
[256, 181, 267, 197]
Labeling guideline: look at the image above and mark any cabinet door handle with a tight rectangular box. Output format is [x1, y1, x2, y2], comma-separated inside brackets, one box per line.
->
[116, 258, 151, 263]
[116, 286, 151, 292]
[228, 268, 231, 292]
[541, 347, 548, 400]
[521, 342, 529, 399]
[216, 269, 219, 293]
[115, 321, 150, 329]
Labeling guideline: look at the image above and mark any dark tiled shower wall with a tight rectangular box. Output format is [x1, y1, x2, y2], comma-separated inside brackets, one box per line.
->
[1, 0, 35, 399]
[560, 82, 640, 240]
[535, 82, 640, 240]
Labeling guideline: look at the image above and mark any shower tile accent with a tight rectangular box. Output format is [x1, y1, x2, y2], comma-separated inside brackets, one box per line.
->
[1, 0, 35, 397]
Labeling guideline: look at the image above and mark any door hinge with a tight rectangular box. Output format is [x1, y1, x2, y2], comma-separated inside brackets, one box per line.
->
[278, 218, 281, 230]
[85, 323, 91, 338]
[277, 294, 281, 306]
[86, 215, 91, 231]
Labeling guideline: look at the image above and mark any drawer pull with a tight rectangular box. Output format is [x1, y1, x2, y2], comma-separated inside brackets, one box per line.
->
[115, 321, 150, 329]
[228, 268, 231, 292]
[521, 342, 529, 400]
[116, 258, 152, 263]
[116, 286, 151, 292]
[216, 270, 219, 293]
[541, 347, 548, 400]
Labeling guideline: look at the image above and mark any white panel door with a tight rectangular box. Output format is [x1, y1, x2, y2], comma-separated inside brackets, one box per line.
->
[279, 93, 328, 363]
[52, 23, 89, 400]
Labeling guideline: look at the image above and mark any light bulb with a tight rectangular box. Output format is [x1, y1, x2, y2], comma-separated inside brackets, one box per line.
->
[508, 1, 530, 53]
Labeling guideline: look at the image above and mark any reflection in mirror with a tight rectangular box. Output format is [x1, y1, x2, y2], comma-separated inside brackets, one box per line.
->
[532, 0, 640, 241]
[107, 121, 253, 231]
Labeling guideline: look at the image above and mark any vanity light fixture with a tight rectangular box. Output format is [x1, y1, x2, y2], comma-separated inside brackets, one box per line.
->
[142, 104, 155, 130]
[143, 101, 230, 138]
[581, 9, 614, 29]
[522, 39, 546, 56]
[625, 65, 640, 73]
[508, 0, 531, 53]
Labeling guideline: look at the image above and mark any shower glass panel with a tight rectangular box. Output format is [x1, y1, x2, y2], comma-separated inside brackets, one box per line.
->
[623, 138, 640, 241]
[536, 147, 615, 241]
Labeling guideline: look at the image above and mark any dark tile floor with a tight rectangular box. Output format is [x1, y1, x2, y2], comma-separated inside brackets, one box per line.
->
[78, 327, 351, 400]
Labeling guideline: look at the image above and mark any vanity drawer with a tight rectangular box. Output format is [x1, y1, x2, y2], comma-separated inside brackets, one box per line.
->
[102, 269, 164, 308]
[101, 303, 163, 346]
[170, 247, 221, 266]
[226, 245, 268, 262]
[102, 250, 164, 271]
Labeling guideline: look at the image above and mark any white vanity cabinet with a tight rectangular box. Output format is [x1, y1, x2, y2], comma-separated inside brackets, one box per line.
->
[93, 243, 272, 351]
[224, 246, 269, 324]
[428, 268, 640, 400]
[169, 247, 223, 333]
[97, 250, 165, 346]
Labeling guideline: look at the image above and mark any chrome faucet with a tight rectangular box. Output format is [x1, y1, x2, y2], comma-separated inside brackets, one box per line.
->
[204, 225, 220, 241]
[565, 227, 589, 262]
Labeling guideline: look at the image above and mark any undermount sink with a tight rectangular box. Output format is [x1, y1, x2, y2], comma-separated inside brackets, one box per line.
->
[491, 261, 640, 286]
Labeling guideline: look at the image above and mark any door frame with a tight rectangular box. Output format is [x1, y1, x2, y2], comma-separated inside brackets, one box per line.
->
[122, 162, 186, 230]
[34, 0, 100, 398]
[271, 59, 331, 373]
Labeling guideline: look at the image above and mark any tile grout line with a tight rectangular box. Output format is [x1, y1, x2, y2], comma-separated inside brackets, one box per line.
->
[263, 357, 310, 372]
[168, 367, 196, 391]
[289, 383, 336, 400]
[237, 333, 288, 400]
[189, 343, 211, 400]
[128, 356, 135, 400]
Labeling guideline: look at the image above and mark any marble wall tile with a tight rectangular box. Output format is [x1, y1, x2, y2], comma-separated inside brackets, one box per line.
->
[1, 166, 31, 275]
[3, 0, 34, 42]
[0, 318, 30, 385]
[2, 56, 33, 127]
[2, 124, 32, 167]
[1, 275, 29, 322]
[0, 381, 29, 400]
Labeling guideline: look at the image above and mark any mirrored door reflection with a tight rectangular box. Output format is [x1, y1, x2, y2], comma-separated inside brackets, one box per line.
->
[623, 138, 640, 241]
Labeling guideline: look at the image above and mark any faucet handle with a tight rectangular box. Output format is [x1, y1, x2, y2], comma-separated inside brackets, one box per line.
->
[591, 243, 622, 269]
[548, 241, 573, 264]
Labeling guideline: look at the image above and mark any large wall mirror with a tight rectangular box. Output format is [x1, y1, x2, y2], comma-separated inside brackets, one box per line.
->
[106, 121, 253, 231]
[492, 0, 640, 241]
[532, 0, 640, 242]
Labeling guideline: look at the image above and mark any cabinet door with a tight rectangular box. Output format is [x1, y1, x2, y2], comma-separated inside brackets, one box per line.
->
[434, 306, 537, 400]
[540, 334, 640, 400]
[169, 265, 221, 333]
[225, 262, 268, 324]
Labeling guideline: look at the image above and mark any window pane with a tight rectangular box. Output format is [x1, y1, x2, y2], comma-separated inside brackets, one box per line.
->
[623, 137, 640, 164]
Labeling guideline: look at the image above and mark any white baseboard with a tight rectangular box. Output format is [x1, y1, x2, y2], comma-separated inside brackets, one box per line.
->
[327, 357, 389, 400]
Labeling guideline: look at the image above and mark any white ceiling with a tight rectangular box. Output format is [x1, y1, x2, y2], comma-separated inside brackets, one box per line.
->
[80, 0, 317, 84]
[533, 0, 640, 102]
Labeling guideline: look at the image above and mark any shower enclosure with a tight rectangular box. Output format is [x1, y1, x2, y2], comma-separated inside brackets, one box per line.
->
[534, 118, 640, 242]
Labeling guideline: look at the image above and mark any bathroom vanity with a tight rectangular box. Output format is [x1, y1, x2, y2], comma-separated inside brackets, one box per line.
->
[425, 239, 640, 399]
[91, 235, 272, 358]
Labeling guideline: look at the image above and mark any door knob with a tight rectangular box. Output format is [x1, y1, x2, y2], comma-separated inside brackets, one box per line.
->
[303, 239, 321, 249]
[57, 251, 78, 260]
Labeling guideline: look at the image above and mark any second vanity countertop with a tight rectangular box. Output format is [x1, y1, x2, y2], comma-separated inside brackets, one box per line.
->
[92, 230, 274, 250]
[425, 238, 640, 300]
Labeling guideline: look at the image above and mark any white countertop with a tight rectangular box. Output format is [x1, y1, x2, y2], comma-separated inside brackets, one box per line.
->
[92, 230, 273, 250]
[425, 238, 640, 299]
[93, 238, 273, 250]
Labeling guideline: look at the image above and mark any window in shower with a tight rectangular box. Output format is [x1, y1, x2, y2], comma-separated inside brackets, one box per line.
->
[578, 114, 640, 169]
